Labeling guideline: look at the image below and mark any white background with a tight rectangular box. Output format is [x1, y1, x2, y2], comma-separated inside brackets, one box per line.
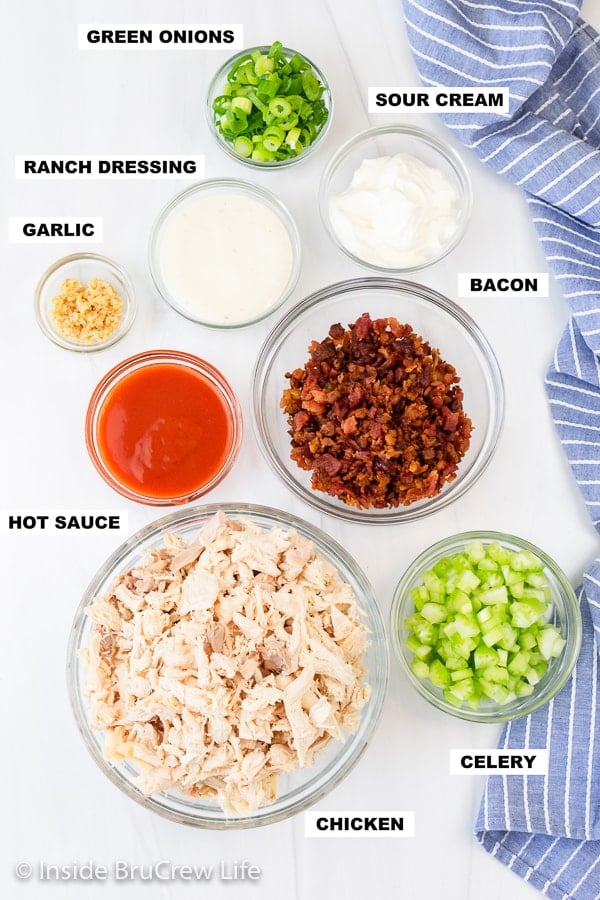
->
[3, 2, 600, 899]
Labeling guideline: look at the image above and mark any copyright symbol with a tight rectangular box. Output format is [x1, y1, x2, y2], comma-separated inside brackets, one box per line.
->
[15, 862, 33, 880]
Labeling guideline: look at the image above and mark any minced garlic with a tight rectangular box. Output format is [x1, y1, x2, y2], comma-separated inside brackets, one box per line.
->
[51, 277, 123, 343]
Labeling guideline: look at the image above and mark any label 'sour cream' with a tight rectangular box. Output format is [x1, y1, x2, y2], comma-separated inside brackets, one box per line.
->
[458, 272, 549, 297]
[304, 811, 415, 838]
[9, 217, 103, 243]
[0, 509, 128, 535]
[15, 155, 205, 179]
[77, 24, 243, 49]
[450, 749, 549, 775]
[368, 87, 509, 114]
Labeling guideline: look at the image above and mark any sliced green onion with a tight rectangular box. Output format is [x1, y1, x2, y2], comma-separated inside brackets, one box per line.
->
[232, 135, 253, 158]
[212, 40, 329, 162]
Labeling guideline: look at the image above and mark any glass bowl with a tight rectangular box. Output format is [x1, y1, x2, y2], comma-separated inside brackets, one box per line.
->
[206, 44, 333, 168]
[319, 125, 472, 273]
[251, 277, 504, 523]
[34, 252, 136, 351]
[67, 502, 389, 828]
[149, 179, 301, 328]
[390, 531, 582, 722]
[85, 350, 243, 505]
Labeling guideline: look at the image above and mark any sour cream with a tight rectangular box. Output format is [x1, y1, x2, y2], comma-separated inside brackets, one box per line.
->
[158, 189, 296, 326]
[328, 153, 460, 269]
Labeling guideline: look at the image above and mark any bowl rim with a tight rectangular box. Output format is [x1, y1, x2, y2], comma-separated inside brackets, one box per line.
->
[148, 178, 302, 329]
[34, 251, 137, 352]
[66, 501, 389, 828]
[85, 349, 243, 505]
[205, 43, 334, 169]
[389, 530, 582, 722]
[318, 123, 473, 274]
[251, 276, 505, 524]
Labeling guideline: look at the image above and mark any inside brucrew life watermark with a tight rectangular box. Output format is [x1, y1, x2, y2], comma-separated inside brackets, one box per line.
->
[14, 859, 262, 882]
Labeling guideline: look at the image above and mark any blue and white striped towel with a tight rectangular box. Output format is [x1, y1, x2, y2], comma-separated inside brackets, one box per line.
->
[404, 2, 600, 898]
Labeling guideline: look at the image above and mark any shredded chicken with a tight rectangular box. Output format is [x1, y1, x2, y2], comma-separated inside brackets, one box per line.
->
[81, 512, 371, 814]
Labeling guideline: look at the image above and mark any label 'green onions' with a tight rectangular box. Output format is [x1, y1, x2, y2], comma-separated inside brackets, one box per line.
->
[212, 41, 329, 162]
[403, 541, 566, 709]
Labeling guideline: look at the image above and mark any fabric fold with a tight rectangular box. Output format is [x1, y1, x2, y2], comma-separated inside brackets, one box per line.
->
[404, 1, 600, 897]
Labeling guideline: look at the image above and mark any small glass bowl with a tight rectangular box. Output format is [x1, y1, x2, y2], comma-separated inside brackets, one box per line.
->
[206, 45, 333, 169]
[85, 350, 243, 505]
[251, 277, 504, 524]
[390, 532, 582, 722]
[149, 179, 301, 328]
[34, 253, 136, 351]
[67, 502, 389, 828]
[319, 125, 472, 273]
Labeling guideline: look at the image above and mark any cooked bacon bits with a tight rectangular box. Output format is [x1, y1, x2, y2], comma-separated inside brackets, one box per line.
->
[281, 312, 473, 509]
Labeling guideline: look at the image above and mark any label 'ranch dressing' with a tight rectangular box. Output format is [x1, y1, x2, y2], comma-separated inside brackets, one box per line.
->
[159, 191, 294, 325]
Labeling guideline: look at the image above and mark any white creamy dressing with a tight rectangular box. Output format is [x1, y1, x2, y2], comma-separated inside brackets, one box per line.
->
[329, 153, 460, 268]
[159, 192, 294, 325]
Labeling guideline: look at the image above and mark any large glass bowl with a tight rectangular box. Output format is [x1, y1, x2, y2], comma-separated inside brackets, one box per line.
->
[67, 503, 389, 828]
[251, 277, 504, 523]
[390, 531, 582, 722]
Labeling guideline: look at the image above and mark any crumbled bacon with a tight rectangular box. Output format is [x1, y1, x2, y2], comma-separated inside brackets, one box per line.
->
[281, 312, 473, 509]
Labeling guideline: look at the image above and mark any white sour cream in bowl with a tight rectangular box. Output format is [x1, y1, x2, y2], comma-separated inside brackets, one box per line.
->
[319, 125, 472, 274]
[329, 153, 460, 269]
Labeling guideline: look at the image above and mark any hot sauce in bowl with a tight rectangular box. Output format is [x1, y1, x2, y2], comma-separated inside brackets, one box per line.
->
[86, 350, 242, 504]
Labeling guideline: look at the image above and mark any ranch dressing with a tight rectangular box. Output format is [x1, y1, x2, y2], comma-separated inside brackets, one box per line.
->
[329, 153, 460, 268]
[159, 191, 294, 325]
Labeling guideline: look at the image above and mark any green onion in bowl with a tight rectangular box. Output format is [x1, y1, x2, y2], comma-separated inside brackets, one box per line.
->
[207, 42, 332, 168]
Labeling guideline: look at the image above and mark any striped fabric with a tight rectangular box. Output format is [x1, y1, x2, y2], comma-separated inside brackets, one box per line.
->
[403, 2, 600, 898]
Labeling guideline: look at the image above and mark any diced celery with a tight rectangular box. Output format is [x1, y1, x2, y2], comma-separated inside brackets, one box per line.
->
[455, 569, 481, 593]
[525, 571, 549, 589]
[444, 655, 469, 671]
[420, 602, 447, 624]
[487, 542, 512, 565]
[410, 658, 430, 680]
[518, 630, 538, 651]
[410, 584, 429, 610]
[466, 540, 485, 563]
[485, 665, 509, 685]
[448, 588, 473, 614]
[404, 613, 438, 645]
[508, 650, 531, 676]
[477, 557, 499, 574]
[510, 598, 547, 628]
[401, 539, 564, 711]
[478, 585, 509, 606]
[428, 659, 450, 687]
[511, 550, 543, 572]
[422, 570, 444, 601]
[405, 634, 432, 660]
[537, 625, 566, 660]
[482, 624, 506, 648]
[473, 644, 499, 670]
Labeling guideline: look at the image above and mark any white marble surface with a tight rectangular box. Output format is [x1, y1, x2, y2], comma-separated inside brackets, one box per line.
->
[3, 2, 600, 899]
